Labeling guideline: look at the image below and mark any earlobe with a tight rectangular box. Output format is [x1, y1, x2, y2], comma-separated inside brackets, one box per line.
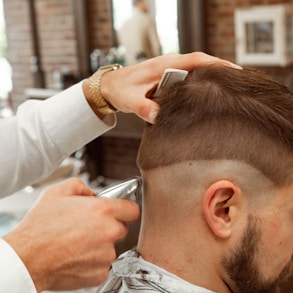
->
[203, 181, 240, 239]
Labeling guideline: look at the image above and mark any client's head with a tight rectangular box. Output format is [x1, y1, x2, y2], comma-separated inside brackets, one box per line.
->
[136, 66, 293, 293]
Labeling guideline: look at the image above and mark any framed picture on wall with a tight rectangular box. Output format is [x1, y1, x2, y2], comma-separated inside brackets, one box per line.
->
[235, 4, 293, 67]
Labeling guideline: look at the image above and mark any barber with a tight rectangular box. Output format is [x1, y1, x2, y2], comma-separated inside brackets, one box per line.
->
[0, 52, 239, 293]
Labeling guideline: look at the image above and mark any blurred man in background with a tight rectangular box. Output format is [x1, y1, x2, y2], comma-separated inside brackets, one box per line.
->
[118, 0, 162, 65]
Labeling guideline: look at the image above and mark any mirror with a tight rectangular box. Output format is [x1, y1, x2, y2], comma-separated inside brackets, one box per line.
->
[111, 0, 179, 59]
[107, 0, 205, 139]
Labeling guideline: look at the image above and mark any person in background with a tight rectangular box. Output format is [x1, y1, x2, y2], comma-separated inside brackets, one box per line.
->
[118, 0, 162, 65]
[96, 66, 293, 293]
[0, 52, 240, 293]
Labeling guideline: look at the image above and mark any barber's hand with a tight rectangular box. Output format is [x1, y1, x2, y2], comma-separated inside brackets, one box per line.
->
[100, 52, 241, 123]
[3, 178, 140, 293]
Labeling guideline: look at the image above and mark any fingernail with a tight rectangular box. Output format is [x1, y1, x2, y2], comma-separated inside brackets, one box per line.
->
[229, 62, 242, 70]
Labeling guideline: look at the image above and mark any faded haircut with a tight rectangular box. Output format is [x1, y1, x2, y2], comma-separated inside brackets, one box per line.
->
[137, 66, 293, 187]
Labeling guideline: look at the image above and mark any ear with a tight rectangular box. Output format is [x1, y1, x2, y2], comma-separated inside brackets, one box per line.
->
[202, 180, 242, 239]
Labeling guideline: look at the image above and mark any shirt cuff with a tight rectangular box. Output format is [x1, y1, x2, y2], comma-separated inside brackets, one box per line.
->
[35, 81, 116, 155]
[40, 80, 117, 156]
[0, 238, 37, 293]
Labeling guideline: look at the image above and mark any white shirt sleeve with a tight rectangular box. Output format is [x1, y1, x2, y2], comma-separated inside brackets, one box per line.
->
[0, 238, 37, 293]
[0, 81, 116, 198]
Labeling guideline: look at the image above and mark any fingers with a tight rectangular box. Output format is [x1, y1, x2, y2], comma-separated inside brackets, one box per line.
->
[97, 197, 140, 224]
[41, 178, 140, 225]
[98, 51, 241, 124]
[4, 180, 141, 292]
[42, 177, 95, 198]
[187, 52, 241, 69]
[114, 199, 140, 223]
[126, 96, 160, 124]
[146, 52, 241, 76]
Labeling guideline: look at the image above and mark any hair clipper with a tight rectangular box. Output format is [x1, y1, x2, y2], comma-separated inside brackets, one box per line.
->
[95, 176, 142, 203]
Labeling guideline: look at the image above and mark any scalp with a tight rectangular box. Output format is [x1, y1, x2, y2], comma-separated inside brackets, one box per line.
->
[137, 66, 293, 187]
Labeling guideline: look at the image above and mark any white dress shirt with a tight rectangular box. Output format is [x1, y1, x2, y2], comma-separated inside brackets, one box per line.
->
[0, 81, 115, 198]
[0, 81, 115, 293]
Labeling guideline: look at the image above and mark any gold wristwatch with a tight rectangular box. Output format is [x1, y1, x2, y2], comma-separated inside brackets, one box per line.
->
[89, 64, 122, 115]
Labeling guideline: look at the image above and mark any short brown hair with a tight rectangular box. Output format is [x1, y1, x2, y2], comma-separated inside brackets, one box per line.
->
[137, 66, 293, 186]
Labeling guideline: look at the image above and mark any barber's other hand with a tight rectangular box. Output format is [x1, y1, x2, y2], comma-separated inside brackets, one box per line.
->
[3, 178, 140, 293]
[99, 52, 240, 123]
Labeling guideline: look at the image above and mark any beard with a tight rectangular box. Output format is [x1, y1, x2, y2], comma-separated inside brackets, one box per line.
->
[222, 215, 293, 293]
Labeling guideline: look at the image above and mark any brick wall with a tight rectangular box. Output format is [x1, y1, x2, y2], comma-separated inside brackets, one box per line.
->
[3, 0, 113, 108]
[3, 0, 34, 109]
[205, 0, 293, 91]
[87, 0, 113, 52]
[35, 0, 78, 88]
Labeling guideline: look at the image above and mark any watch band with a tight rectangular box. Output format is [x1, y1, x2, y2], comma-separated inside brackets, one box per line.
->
[89, 64, 122, 115]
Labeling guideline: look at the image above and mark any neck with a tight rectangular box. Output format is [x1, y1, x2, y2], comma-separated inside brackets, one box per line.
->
[137, 204, 232, 293]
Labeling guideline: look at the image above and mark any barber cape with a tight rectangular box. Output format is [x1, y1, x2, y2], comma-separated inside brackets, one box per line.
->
[95, 249, 216, 293]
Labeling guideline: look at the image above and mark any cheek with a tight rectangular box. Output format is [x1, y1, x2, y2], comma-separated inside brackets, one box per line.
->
[259, 213, 293, 278]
